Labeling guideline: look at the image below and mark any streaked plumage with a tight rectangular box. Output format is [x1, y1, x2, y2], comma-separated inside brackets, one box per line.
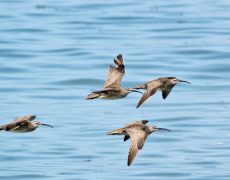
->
[0, 115, 53, 133]
[86, 54, 142, 100]
[107, 120, 170, 166]
[134, 77, 190, 108]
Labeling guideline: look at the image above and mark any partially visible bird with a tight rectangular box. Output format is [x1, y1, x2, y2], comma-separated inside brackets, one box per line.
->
[133, 77, 190, 108]
[0, 115, 53, 133]
[86, 54, 142, 100]
[107, 120, 170, 166]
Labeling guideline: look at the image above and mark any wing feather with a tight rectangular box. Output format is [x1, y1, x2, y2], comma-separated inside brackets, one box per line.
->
[162, 85, 175, 99]
[104, 54, 125, 88]
[136, 88, 158, 108]
[125, 120, 149, 126]
[126, 128, 148, 166]
[4, 115, 36, 131]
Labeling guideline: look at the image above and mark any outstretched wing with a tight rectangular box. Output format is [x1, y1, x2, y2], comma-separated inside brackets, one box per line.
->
[126, 128, 148, 166]
[124, 120, 149, 142]
[104, 54, 125, 88]
[136, 79, 163, 108]
[162, 85, 175, 99]
[136, 88, 158, 108]
[125, 120, 149, 126]
[4, 115, 36, 131]
[14, 115, 36, 122]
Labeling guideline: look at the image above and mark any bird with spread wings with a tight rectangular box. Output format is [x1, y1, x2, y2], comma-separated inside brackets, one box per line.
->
[86, 54, 142, 100]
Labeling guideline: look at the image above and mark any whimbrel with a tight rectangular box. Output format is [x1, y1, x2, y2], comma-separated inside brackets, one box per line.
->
[133, 77, 190, 108]
[107, 120, 170, 166]
[86, 54, 142, 100]
[0, 115, 53, 133]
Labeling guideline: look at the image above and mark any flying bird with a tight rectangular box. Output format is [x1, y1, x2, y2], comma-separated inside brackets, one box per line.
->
[86, 54, 142, 100]
[0, 115, 53, 133]
[133, 77, 190, 108]
[107, 120, 170, 166]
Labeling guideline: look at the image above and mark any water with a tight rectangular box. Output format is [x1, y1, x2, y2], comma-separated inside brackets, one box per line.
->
[0, 0, 230, 179]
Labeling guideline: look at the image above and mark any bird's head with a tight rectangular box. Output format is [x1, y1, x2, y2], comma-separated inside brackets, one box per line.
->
[34, 121, 53, 128]
[149, 125, 171, 133]
[167, 77, 191, 85]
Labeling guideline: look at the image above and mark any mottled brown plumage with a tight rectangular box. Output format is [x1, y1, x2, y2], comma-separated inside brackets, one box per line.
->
[86, 54, 142, 100]
[134, 77, 190, 108]
[0, 115, 53, 133]
[107, 120, 170, 166]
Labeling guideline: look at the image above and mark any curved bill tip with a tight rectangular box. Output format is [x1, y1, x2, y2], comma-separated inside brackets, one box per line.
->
[41, 123, 53, 128]
[127, 88, 143, 94]
[132, 89, 143, 94]
[156, 127, 171, 132]
[106, 131, 113, 135]
[179, 79, 191, 84]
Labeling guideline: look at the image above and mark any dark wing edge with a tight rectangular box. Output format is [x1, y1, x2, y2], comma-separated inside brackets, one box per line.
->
[162, 86, 175, 99]
[124, 135, 130, 142]
[114, 54, 125, 73]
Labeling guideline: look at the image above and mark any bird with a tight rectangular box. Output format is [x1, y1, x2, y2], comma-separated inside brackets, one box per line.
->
[107, 120, 170, 166]
[133, 77, 190, 108]
[0, 115, 53, 133]
[86, 54, 142, 100]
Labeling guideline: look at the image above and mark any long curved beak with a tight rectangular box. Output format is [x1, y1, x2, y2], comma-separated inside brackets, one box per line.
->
[41, 123, 53, 128]
[126, 88, 143, 94]
[178, 79, 191, 84]
[156, 127, 171, 132]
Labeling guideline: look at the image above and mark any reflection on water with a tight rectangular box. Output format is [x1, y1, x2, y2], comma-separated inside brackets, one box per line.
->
[0, 0, 230, 179]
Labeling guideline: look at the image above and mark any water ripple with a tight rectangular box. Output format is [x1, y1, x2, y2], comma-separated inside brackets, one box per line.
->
[0, 0, 230, 179]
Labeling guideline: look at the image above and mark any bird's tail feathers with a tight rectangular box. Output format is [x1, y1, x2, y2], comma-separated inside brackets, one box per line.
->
[107, 128, 125, 135]
[86, 93, 100, 100]
[0, 126, 5, 131]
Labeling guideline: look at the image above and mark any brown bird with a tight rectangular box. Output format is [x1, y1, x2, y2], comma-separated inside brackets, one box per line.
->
[107, 120, 170, 166]
[86, 54, 142, 100]
[0, 115, 53, 133]
[133, 77, 190, 108]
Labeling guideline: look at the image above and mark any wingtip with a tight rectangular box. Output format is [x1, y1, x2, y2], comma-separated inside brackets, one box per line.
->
[136, 102, 141, 109]
[117, 54, 122, 59]
[142, 120, 149, 124]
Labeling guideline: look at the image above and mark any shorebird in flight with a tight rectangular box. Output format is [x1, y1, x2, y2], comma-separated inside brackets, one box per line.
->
[0, 115, 53, 133]
[133, 77, 190, 108]
[86, 54, 142, 100]
[107, 120, 170, 166]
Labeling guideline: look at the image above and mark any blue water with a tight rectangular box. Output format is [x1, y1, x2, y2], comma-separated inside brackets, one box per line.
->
[0, 0, 230, 179]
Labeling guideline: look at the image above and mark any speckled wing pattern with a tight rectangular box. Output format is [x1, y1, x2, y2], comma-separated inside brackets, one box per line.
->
[104, 54, 125, 88]
[4, 115, 36, 131]
[126, 128, 148, 166]
[136, 88, 158, 108]
[125, 120, 149, 126]
[136, 80, 162, 108]
[123, 120, 149, 142]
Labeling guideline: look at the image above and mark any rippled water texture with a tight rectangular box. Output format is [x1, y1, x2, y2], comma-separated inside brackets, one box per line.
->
[0, 0, 230, 179]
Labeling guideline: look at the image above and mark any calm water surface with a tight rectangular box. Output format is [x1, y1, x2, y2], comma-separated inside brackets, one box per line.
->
[0, 0, 230, 179]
